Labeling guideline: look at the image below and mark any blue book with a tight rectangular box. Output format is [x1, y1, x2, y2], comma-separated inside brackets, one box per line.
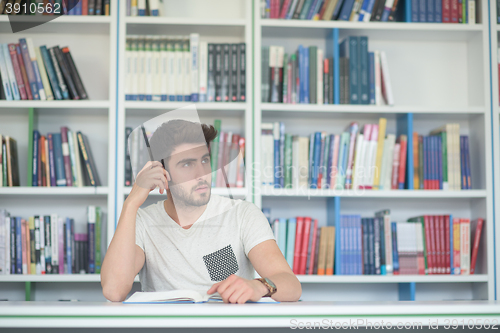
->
[411, 0, 419, 22]
[10, 217, 16, 274]
[19, 39, 40, 100]
[465, 136, 471, 189]
[75, 0, 82, 15]
[427, 0, 435, 22]
[460, 136, 465, 190]
[332, 0, 345, 20]
[340, 216, 346, 274]
[299, 0, 314, 19]
[298, 45, 305, 103]
[362, 219, 369, 274]
[311, 132, 322, 188]
[326, 134, 335, 187]
[32, 130, 40, 186]
[66, 217, 72, 274]
[435, 0, 442, 22]
[423, 137, 427, 189]
[367, 218, 375, 274]
[40, 45, 63, 100]
[419, 0, 426, 22]
[355, 215, 362, 275]
[379, 216, 387, 275]
[359, 0, 376, 21]
[52, 133, 67, 186]
[381, 0, 393, 21]
[0, 44, 13, 100]
[339, 0, 355, 20]
[359, 36, 369, 104]
[391, 222, 399, 273]
[339, 36, 359, 104]
[368, 52, 375, 104]
[277, 218, 287, 257]
[16, 217, 22, 274]
[286, 218, 297, 270]
[88, 219, 95, 274]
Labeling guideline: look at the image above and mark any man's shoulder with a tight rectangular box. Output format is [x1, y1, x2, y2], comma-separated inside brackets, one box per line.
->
[209, 194, 258, 217]
[137, 200, 165, 220]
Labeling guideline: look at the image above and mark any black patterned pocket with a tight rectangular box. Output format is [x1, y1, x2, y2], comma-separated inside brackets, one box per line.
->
[202, 244, 239, 281]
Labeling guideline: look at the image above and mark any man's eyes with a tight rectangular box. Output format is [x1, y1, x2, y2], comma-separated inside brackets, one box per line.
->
[182, 158, 209, 167]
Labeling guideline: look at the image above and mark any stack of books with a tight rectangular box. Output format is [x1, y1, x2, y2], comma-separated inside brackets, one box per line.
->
[30, 128, 101, 187]
[0, 39, 88, 101]
[261, 120, 471, 190]
[268, 208, 484, 275]
[262, 36, 393, 105]
[0, 135, 20, 187]
[0, 206, 106, 275]
[125, 34, 246, 103]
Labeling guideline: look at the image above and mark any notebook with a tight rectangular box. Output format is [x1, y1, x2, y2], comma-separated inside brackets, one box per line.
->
[123, 290, 279, 304]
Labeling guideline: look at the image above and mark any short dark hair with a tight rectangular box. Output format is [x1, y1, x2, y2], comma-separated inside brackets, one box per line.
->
[149, 120, 218, 167]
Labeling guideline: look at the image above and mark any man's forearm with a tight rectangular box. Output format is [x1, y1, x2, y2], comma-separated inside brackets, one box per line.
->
[263, 272, 302, 302]
[100, 201, 140, 301]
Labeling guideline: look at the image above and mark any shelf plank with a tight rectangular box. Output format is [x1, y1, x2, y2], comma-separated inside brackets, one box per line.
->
[297, 274, 489, 283]
[0, 100, 110, 109]
[122, 186, 249, 198]
[260, 19, 484, 31]
[260, 103, 485, 114]
[0, 15, 112, 24]
[125, 16, 246, 26]
[0, 187, 109, 196]
[260, 187, 487, 198]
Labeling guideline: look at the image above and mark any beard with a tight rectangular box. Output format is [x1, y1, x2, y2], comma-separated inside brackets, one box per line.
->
[168, 179, 211, 208]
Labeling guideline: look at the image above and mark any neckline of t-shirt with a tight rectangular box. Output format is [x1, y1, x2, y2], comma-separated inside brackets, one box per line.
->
[157, 197, 214, 233]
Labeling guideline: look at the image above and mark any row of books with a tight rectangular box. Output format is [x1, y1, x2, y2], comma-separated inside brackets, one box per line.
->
[126, 0, 161, 16]
[261, 0, 477, 23]
[124, 120, 246, 188]
[262, 37, 393, 105]
[0, 0, 111, 15]
[30, 128, 101, 187]
[0, 135, 20, 187]
[125, 34, 246, 103]
[269, 210, 484, 275]
[0, 39, 88, 101]
[0, 206, 107, 275]
[260, 120, 471, 190]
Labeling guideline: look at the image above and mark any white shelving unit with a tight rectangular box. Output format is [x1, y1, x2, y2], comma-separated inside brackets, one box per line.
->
[489, 0, 500, 302]
[253, 0, 495, 301]
[0, 4, 118, 301]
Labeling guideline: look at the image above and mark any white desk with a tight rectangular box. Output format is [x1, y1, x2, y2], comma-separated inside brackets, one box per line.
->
[0, 301, 500, 329]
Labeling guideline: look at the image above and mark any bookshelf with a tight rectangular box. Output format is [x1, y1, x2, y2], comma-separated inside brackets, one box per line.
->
[253, 0, 495, 301]
[0, 3, 118, 301]
[1, 0, 498, 303]
[489, 0, 500, 302]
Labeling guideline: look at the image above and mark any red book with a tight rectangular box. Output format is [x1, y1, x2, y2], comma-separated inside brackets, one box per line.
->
[15, 44, 32, 100]
[8, 44, 28, 100]
[81, 0, 88, 15]
[397, 135, 407, 189]
[300, 217, 312, 275]
[470, 218, 484, 274]
[279, 0, 292, 18]
[428, 215, 437, 274]
[271, 0, 279, 18]
[293, 217, 305, 274]
[451, 0, 458, 23]
[60, 127, 73, 187]
[442, 0, 451, 23]
[434, 215, 443, 274]
[439, 215, 446, 274]
[444, 215, 451, 274]
[423, 215, 433, 275]
[307, 219, 319, 275]
[457, 0, 462, 23]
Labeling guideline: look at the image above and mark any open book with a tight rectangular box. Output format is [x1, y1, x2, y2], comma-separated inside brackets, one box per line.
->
[123, 290, 279, 304]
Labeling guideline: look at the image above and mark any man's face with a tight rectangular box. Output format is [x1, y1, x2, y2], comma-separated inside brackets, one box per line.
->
[166, 142, 212, 207]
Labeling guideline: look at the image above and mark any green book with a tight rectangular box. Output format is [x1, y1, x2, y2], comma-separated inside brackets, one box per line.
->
[284, 134, 292, 188]
[95, 206, 102, 274]
[27, 108, 35, 186]
[211, 119, 221, 187]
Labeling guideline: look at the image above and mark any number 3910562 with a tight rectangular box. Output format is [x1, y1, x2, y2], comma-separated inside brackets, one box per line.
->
[4, 2, 61, 15]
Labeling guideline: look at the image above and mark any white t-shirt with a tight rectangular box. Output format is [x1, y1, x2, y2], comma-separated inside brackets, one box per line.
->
[135, 194, 275, 292]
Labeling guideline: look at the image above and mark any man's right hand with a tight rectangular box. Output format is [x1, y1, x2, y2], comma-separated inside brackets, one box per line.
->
[125, 161, 170, 209]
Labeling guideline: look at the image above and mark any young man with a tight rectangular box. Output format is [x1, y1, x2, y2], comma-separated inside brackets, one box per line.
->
[101, 119, 301, 303]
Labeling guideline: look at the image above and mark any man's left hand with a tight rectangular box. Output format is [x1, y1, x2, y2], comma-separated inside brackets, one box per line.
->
[207, 274, 268, 304]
